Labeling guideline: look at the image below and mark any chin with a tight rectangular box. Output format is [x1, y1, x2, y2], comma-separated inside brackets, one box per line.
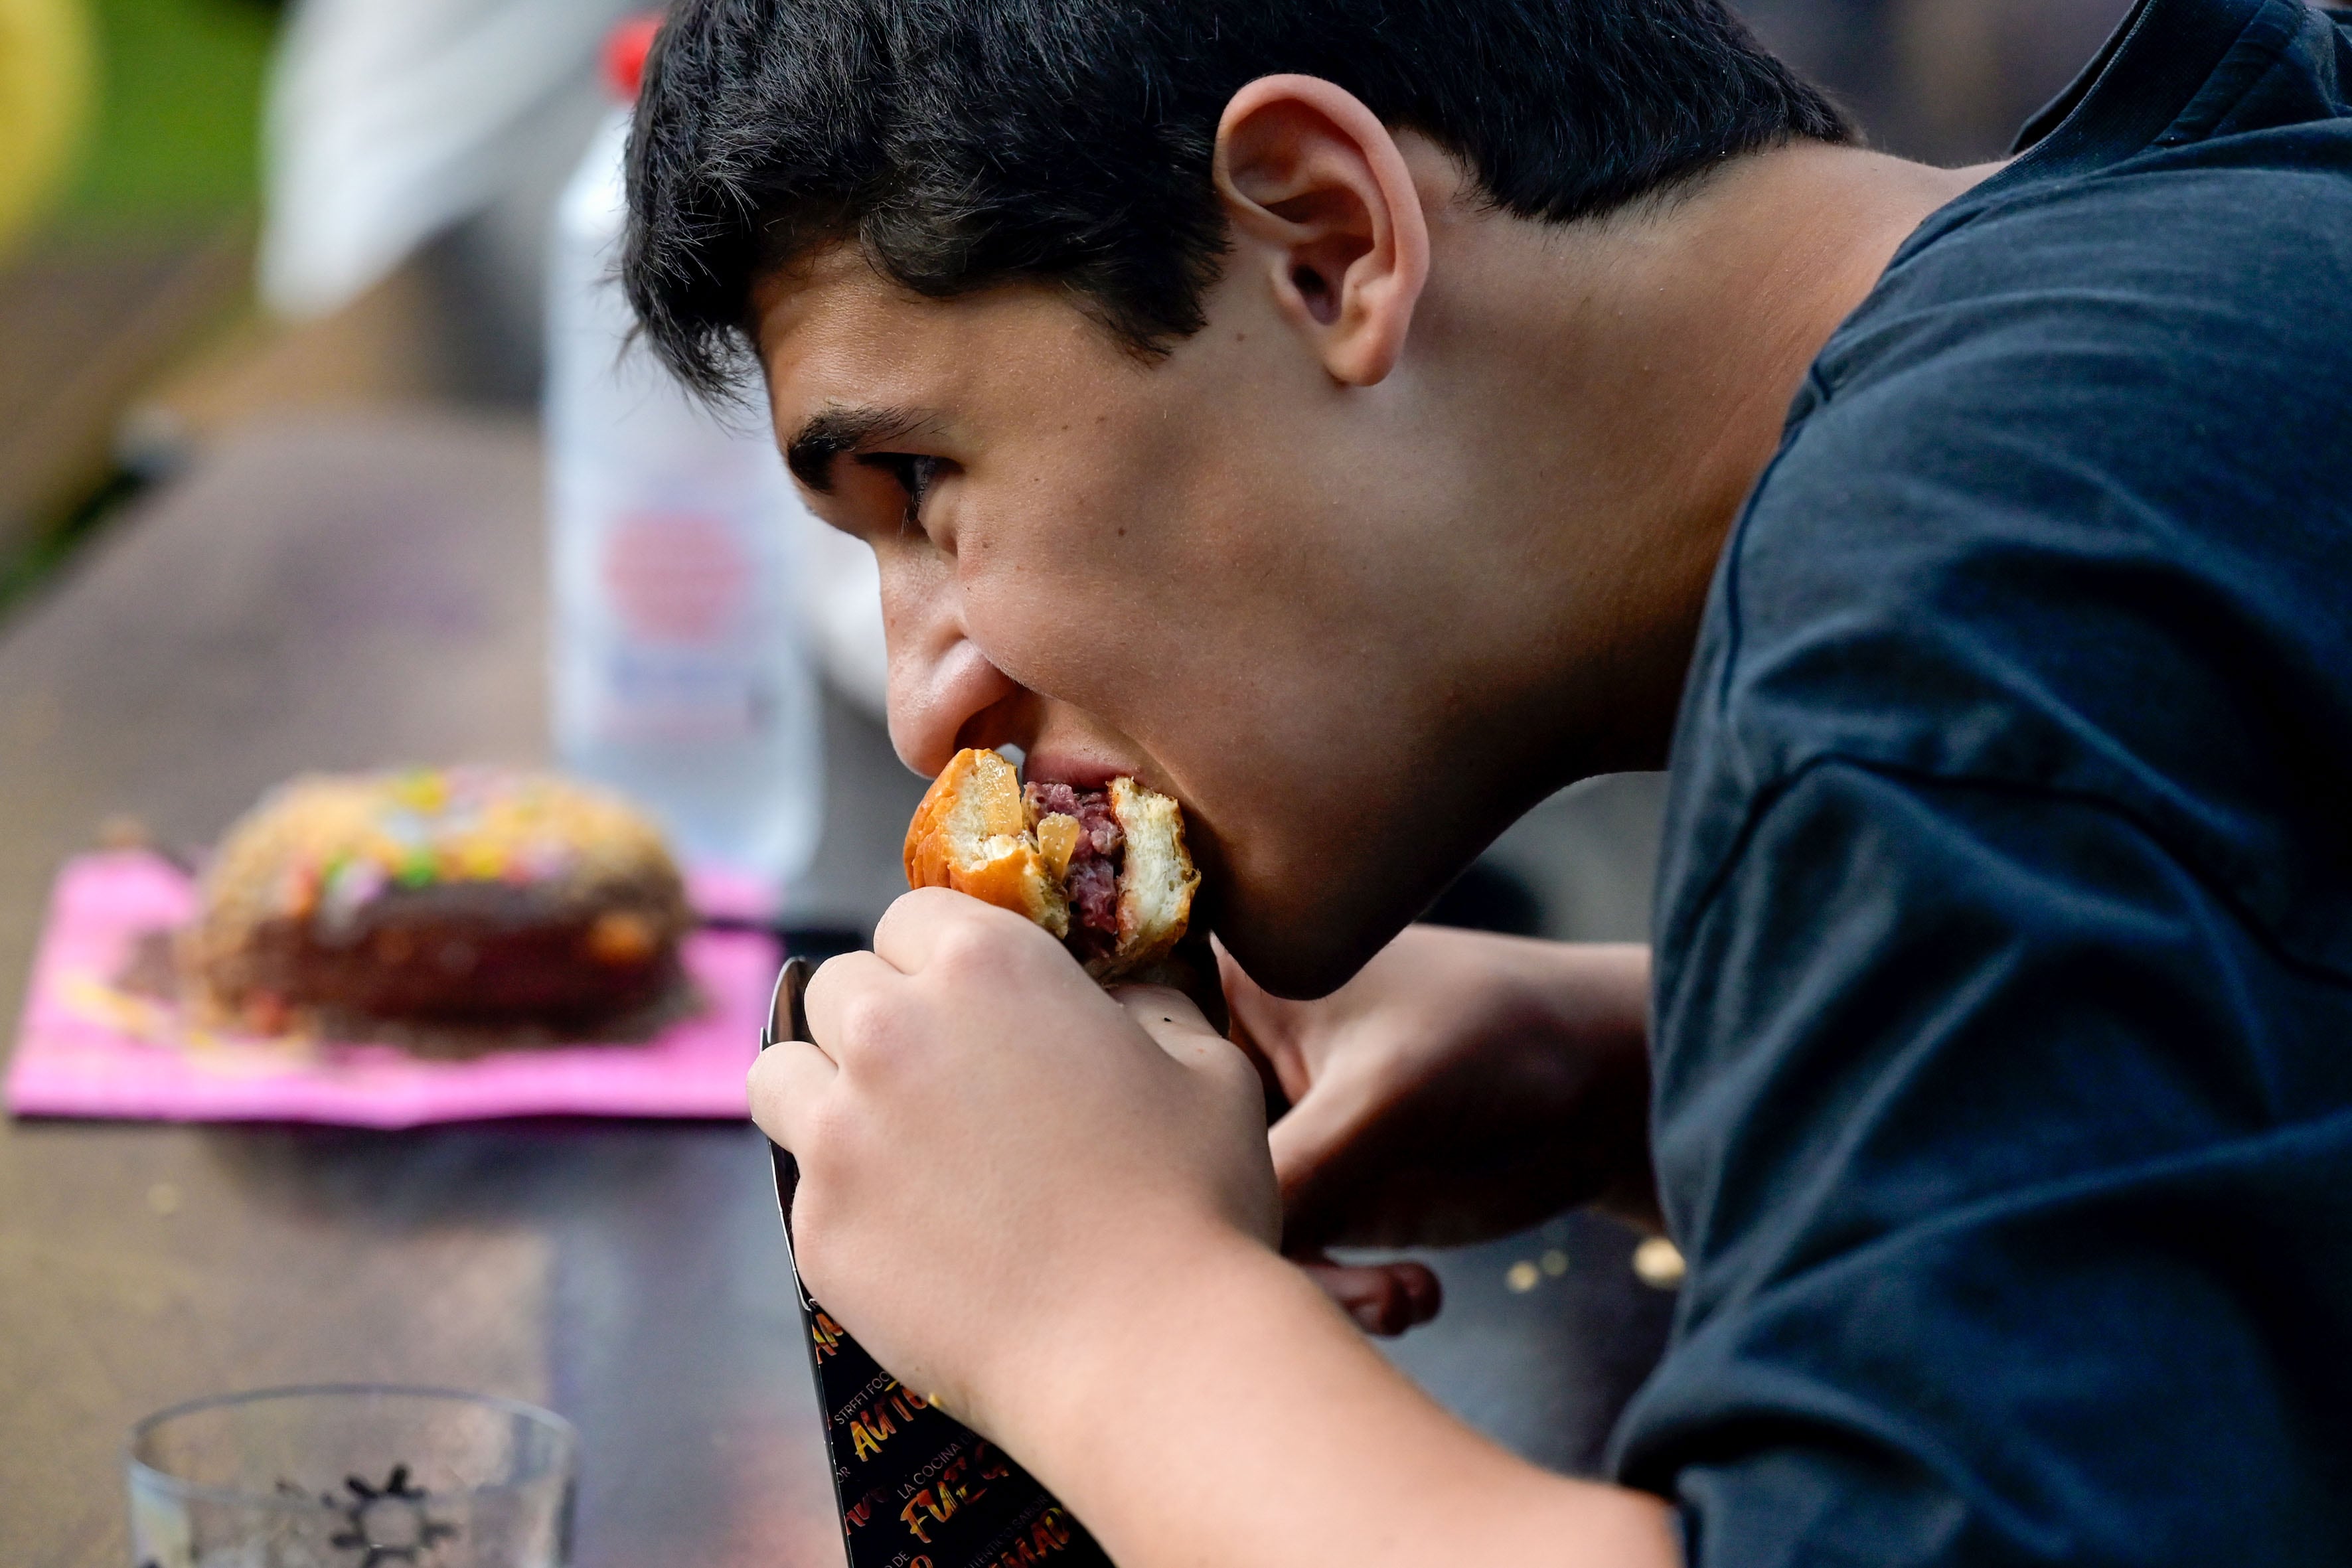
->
[1192, 792, 1478, 1000]
[1212, 880, 1425, 1002]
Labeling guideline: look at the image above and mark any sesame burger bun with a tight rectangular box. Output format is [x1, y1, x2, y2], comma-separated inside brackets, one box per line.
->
[903, 747, 1205, 988]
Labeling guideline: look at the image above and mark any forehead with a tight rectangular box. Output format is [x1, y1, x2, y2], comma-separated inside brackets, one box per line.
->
[751, 246, 1129, 427]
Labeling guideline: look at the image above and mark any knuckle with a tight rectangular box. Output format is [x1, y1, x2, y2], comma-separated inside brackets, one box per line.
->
[931, 921, 994, 973]
[801, 957, 857, 1031]
[931, 914, 1020, 984]
[886, 884, 977, 940]
[828, 985, 892, 1046]
[833, 992, 915, 1080]
[799, 1094, 860, 1168]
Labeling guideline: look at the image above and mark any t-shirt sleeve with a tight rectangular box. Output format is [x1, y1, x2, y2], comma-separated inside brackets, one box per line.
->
[1612, 757, 2352, 1567]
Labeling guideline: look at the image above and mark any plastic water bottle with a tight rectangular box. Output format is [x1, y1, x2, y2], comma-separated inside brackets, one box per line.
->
[546, 18, 823, 894]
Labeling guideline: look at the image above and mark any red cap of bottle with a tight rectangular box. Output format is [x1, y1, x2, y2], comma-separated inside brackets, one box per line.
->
[603, 14, 665, 102]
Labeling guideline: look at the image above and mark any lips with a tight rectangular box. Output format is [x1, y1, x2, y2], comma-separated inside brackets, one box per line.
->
[1015, 751, 1128, 792]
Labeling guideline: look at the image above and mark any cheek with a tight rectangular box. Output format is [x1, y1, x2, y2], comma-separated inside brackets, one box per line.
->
[953, 475, 1186, 707]
[874, 539, 951, 651]
[949, 435, 1374, 775]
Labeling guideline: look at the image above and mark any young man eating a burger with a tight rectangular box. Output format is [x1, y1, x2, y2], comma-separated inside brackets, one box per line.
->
[626, 0, 2352, 1562]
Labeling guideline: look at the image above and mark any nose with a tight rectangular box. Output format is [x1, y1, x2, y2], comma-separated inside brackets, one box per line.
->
[882, 568, 1024, 777]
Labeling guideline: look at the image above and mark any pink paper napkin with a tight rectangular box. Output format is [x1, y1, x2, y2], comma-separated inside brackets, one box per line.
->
[5, 852, 780, 1128]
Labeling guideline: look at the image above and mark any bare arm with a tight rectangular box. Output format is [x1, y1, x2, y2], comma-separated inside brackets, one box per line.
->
[994, 1216, 1678, 1568]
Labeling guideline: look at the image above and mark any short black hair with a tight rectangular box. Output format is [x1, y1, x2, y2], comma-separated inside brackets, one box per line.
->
[625, 0, 1852, 399]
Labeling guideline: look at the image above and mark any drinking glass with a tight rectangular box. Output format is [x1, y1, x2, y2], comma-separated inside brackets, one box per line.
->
[126, 1385, 576, 1568]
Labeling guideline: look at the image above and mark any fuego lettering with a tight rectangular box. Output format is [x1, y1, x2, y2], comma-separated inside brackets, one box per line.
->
[988, 1507, 1079, 1567]
[897, 1453, 990, 1544]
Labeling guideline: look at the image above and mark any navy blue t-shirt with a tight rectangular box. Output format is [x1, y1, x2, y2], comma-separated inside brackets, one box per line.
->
[1612, 0, 2352, 1561]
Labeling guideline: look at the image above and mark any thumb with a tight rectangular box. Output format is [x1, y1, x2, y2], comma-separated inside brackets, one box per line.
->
[1116, 982, 1215, 1052]
[1264, 1058, 1383, 1249]
[1217, 937, 1310, 1100]
[1115, 985, 1261, 1100]
[1299, 1255, 1443, 1336]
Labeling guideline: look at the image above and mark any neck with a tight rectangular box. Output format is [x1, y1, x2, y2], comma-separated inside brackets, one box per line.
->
[1430, 141, 2001, 787]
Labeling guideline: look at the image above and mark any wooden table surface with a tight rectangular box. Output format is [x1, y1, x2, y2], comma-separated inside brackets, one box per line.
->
[0, 413, 1672, 1565]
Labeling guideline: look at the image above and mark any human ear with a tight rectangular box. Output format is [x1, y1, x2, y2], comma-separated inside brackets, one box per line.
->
[1213, 74, 1431, 387]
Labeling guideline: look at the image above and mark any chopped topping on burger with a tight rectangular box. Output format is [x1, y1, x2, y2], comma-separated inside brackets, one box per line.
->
[1024, 781, 1123, 960]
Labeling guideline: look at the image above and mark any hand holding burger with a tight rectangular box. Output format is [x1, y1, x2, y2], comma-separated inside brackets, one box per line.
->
[745, 882, 1277, 1441]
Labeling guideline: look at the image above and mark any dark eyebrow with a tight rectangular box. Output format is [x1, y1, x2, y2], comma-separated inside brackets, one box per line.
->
[784, 404, 939, 493]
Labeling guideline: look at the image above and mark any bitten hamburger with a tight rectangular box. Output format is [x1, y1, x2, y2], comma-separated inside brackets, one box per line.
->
[904, 748, 1202, 984]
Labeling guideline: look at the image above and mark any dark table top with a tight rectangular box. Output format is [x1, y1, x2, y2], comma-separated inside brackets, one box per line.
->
[0, 412, 1672, 1565]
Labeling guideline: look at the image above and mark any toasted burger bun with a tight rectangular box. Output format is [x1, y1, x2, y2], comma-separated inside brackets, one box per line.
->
[903, 747, 1201, 984]
[903, 748, 1070, 937]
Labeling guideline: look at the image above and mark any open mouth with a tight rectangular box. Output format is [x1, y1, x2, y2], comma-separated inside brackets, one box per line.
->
[1021, 779, 1124, 963]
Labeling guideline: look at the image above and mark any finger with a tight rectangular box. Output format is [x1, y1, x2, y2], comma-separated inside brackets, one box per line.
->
[1214, 936, 1284, 1055]
[1267, 1063, 1401, 1254]
[1114, 984, 1216, 1060]
[1265, 1059, 1381, 1200]
[1213, 937, 1251, 1018]
[1301, 1259, 1393, 1333]
[1211, 937, 1293, 1116]
[870, 884, 1022, 973]
[1300, 1257, 1444, 1337]
[801, 949, 900, 1056]
[747, 1035, 838, 1154]
[1392, 1259, 1443, 1326]
[1115, 986, 1266, 1103]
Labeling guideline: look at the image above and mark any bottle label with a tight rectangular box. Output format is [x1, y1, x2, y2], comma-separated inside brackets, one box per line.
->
[603, 508, 752, 642]
[589, 508, 775, 742]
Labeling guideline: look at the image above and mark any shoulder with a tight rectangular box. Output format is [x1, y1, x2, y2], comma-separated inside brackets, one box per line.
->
[1657, 151, 2352, 969]
[1830, 135, 2352, 407]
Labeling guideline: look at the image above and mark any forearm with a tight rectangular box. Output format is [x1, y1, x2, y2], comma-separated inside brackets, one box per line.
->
[1532, 941, 1660, 1232]
[993, 1223, 1678, 1568]
[1474, 936, 1661, 1233]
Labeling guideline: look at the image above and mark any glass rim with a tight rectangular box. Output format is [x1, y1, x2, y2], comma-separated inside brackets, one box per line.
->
[124, 1383, 579, 1510]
